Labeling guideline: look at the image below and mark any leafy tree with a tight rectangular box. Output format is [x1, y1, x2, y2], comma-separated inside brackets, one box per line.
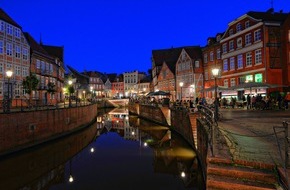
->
[22, 73, 39, 106]
[46, 82, 56, 105]
[67, 85, 75, 107]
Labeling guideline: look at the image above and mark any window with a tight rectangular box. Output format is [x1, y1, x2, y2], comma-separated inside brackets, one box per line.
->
[50, 63, 53, 73]
[195, 60, 200, 68]
[22, 67, 29, 77]
[216, 49, 221, 59]
[239, 76, 246, 84]
[230, 78, 236, 87]
[254, 29, 261, 42]
[15, 65, 21, 76]
[0, 62, 3, 74]
[229, 40, 234, 51]
[0, 81, 2, 96]
[255, 73, 263, 82]
[223, 59, 228, 72]
[15, 45, 20, 58]
[15, 83, 21, 96]
[0, 21, 4, 32]
[222, 43, 227, 53]
[237, 54, 243, 69]
[0, 40, 3, 54]
[245, 21, 250, 28]
[6, 43, 12, 56]
[237, 37, 242, 48]
[204, 69, 208, 80]
[14, 28, 21, 38]
[23, 48, 28, 60]
[203, 54, 208, 63]
[230, 57, 235, 70]
[210, 51, 214, 61]
[236, 23, 242, 32]
[246, 52, 252, 66]
[224, 79, 229, 87]
[6, 24, 13, 35]
[255, 49, 262, 64]
[245, 33, 252, 45]
[229, 29, 234, 36]
[36, 60, 41, 69]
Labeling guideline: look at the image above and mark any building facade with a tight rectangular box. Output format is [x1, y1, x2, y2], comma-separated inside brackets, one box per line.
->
[0, 9, 30, 107]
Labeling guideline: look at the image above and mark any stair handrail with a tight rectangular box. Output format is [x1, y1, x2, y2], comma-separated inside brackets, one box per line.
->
[273, 121, 289, 189]
[197, 105, 216, 157]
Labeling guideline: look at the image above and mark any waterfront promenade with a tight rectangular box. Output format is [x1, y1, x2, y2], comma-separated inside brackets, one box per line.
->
[214, 108, 289, 187]
[217, 108, 289, 166]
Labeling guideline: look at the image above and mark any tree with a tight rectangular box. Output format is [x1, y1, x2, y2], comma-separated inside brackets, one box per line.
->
[22, 73, 39, 106]
[68, 85, 75, 107]
[46, 82, 56, 105]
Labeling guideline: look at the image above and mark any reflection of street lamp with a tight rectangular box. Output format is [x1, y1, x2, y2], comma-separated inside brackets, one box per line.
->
[69, 160, 74, 183]
[212, 68, 219, 121]
[5, 70, 13, 113]
[179, 82, 184, 100]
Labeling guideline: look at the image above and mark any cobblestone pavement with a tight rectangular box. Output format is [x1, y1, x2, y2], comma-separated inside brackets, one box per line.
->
[218, 108, 290, 169]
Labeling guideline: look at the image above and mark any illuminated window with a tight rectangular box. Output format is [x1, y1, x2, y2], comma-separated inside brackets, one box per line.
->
[255, 73, 262, 82]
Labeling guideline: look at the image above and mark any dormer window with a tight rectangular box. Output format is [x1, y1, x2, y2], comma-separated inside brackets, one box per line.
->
[216, 35, 221, 42]
[229, 29, 234, 36]
[245, 21, 250, 29]
[236, 23, 242, 32]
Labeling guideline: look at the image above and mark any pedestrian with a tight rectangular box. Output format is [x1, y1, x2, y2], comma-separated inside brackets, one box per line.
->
[284, 92, 290, 109]
[246, 94, 251, 110]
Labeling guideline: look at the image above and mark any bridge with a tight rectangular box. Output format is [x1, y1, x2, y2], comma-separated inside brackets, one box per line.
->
[107, 98, 129, 107]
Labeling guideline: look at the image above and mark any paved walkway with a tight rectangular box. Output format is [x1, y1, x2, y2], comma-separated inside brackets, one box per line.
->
[217, 108, 289, 180]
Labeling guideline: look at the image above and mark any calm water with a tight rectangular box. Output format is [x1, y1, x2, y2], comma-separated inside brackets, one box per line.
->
[0, 108, 205, 190]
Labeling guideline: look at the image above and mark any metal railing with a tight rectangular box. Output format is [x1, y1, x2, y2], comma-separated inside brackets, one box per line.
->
[197, 105, 216, 156]
[273, 121, 289, 189]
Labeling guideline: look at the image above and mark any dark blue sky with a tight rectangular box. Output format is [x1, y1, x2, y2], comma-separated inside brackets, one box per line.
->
[0, 0, 289, 74]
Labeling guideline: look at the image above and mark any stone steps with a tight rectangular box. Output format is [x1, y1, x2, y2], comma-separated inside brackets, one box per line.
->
[206, 157, 280, 190]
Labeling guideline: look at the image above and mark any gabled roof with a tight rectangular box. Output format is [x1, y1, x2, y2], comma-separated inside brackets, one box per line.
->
[183, 46, 202, 60]
[42, 45, 64, 62]
[24, 32, 53, 60]
[67, 65, 89, 84]
[152, 47, 183, 67]
[164, 61, 176, 75]
[247, 10, 289, 22]
[0, 8, 21, 28]
[106, 73, 117, 82]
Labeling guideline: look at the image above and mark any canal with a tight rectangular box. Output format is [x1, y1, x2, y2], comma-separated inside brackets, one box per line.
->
[0, 108, 205, 190]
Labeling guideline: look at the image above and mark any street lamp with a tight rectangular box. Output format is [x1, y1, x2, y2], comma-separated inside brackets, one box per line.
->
[68, 80, 73, 107]
[190, 84, 195, 99]
[212, 68, 219, 121]
[5, 70, 13, 113]
[179, 82, 184, 100]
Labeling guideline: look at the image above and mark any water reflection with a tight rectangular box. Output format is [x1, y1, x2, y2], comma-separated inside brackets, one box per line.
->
[0, 108, 204, 190]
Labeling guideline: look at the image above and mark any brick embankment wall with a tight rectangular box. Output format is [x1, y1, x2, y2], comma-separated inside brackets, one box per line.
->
[170, 108, 195, 147]
[0, 104, 97, 156]
[139, 105, 168, 125]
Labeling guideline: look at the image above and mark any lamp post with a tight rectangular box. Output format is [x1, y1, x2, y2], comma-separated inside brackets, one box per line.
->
[68, 80, 72, 107]
[212, 68, 219, 121]
[5, 70, 13, 113]
[179, 82, 184, 101]
[190, 84, 195, 100]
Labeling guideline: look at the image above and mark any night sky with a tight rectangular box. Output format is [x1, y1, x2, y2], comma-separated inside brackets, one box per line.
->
[0, 0, 289, 74]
